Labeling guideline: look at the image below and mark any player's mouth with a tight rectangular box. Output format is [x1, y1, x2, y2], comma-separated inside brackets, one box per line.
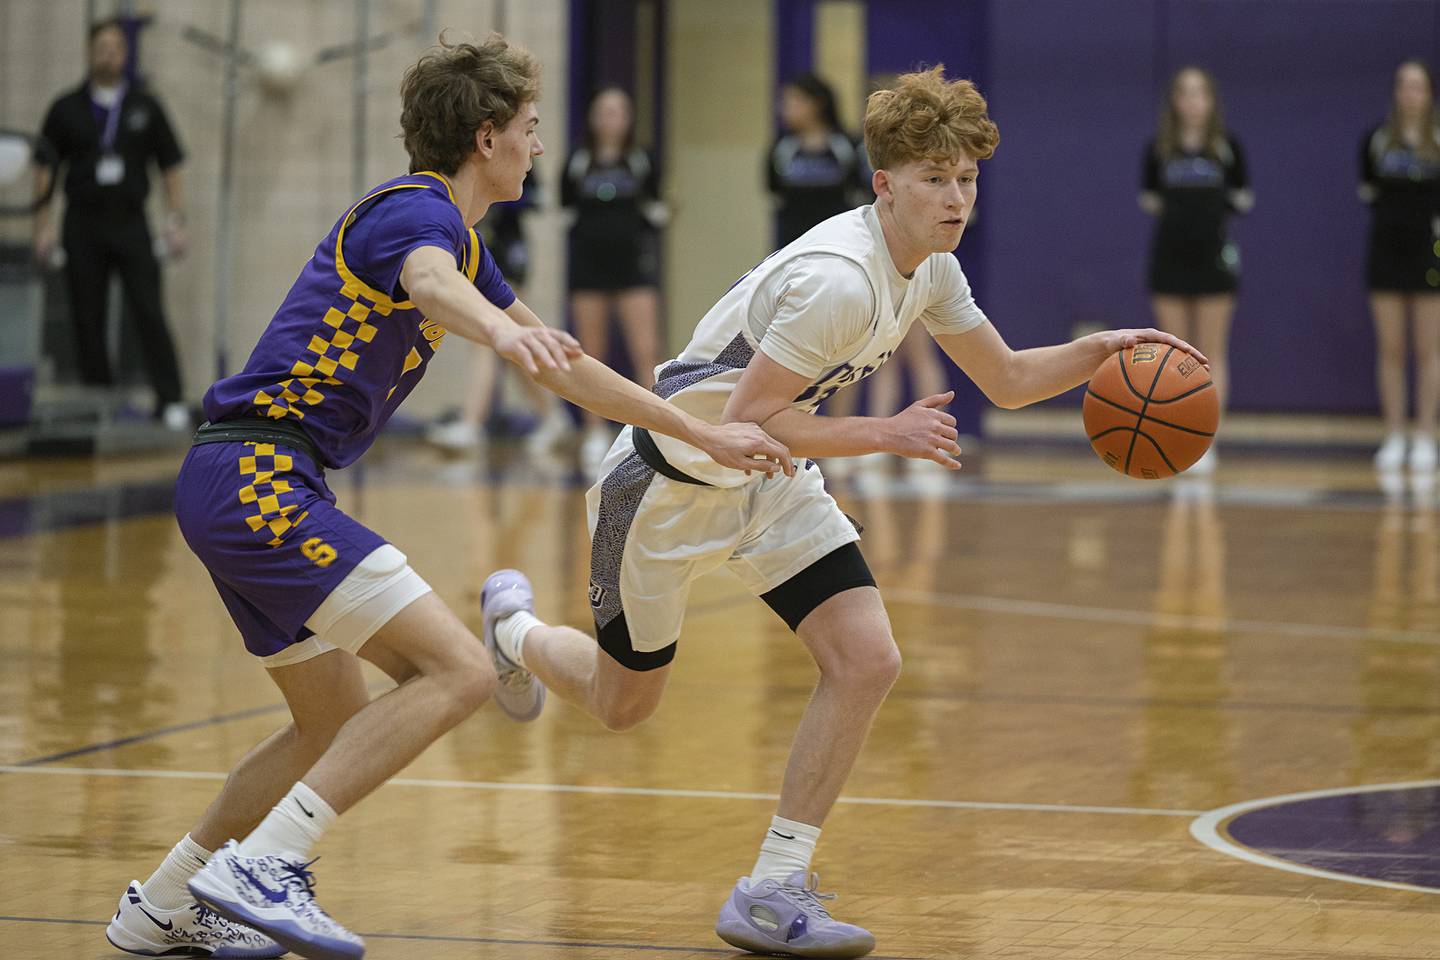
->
[942, 218, 965, 227]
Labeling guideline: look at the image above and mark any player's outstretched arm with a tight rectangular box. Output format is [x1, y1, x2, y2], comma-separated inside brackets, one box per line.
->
[504, 299, 795, 478]
[932, 322, 1208, 410]
[405, 247, 789, 475]
[403, 245, 581, 374]
[723, 351, 963, 470]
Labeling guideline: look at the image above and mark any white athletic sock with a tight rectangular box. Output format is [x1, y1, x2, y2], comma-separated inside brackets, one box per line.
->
[239, 781, 336, 860]
[496, 610, 543, 669]
[143, 833, 212, 909]
[750, 815, 821, 883]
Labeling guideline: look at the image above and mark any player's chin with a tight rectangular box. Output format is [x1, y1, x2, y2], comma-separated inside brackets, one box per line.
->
[934, 224, 965, 250]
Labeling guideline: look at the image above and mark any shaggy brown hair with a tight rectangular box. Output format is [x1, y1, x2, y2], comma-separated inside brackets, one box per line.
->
[400, 33, 540, 175]
[863, 65, 999, 170]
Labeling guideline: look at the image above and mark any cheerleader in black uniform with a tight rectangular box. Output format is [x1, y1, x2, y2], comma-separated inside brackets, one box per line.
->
[563, 87, 666, 471]
[767, 73, 869, 247]
[426, 171, 571, 454]
[767, 74, 949, 481]
[1140, 67, 1251, 474]
[1364, 60, 1440, 474]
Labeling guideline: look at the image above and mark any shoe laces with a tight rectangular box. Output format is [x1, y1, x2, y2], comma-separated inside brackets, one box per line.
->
[192, 901, 225, 928]
[499, 668, 533, 689]
[778, 873, 836, 920]
[280, 856, 320, 897]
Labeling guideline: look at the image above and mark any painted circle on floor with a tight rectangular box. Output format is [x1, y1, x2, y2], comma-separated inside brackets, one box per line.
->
[1191, 781, 1440, 894]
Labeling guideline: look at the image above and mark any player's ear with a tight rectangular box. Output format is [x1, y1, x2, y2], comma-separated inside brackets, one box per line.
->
[872, 168, 891, 201]
[476, 121, 497, 158]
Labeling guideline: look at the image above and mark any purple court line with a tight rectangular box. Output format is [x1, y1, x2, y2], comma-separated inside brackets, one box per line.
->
[0, 916, 928, 959]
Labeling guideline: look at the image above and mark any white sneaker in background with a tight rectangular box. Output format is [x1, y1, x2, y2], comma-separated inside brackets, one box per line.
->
[1409, 435, 1437, 474]
[162, 403, 191, 432]
[1375, 432, 1407, 472]
[579, 427, 613, 479]
[525, 408, 573, 455]
[1187, 446, 1218, 475]
[426, 419, 484, 452]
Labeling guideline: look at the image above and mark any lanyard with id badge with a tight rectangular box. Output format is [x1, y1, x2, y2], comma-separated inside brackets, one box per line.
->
[95, 86, 126, 186]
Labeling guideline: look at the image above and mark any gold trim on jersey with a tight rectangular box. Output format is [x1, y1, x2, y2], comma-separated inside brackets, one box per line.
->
[252, 172, 470, 421]
[237, 443, 309, 547]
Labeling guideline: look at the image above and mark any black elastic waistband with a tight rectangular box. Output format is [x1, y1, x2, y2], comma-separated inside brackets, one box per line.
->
[192, 417, 325, 468]
[632, 427, 711, 486]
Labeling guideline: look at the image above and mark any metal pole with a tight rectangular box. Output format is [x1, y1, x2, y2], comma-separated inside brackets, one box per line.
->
[213, 0, 241, 379]
[353, 0, 370, 200]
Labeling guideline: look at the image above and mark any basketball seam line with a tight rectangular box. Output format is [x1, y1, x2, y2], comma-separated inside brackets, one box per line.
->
[1085, 389, 1216, 438]
[1088, 424, 1198, 464]
[1123, 346, 1175, 476]
[1135, 429, 1181, 474]
[1146, 379, 1215, 405]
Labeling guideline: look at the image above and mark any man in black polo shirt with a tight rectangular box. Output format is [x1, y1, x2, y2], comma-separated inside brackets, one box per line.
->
[34, 18, 189, 429]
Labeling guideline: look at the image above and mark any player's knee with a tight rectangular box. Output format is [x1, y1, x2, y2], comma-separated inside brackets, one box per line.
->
[595, 694, 659, 733]
[442, 648, 498, 720]
[826, 637, 902, 693]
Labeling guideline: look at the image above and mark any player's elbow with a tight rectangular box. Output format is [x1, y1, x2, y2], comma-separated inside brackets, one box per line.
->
[987, 390, 1027, 410]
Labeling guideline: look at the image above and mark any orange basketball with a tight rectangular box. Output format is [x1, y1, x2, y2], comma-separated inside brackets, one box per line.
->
[1083, 344, 1218, 479]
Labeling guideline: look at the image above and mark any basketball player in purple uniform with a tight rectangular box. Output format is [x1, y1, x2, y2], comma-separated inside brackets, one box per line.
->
[102, 35, 790, 960]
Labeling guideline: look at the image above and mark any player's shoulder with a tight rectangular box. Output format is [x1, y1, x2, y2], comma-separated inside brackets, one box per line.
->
[361, 174, 463, 220]
[923, 250, 966, 283]
[770, 252, 874, 323]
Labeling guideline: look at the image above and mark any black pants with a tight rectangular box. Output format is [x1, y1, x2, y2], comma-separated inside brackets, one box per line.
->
[62, 208, 182, 406]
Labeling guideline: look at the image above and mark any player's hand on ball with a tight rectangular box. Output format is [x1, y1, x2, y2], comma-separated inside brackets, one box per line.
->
[1105, 329, 1209, 368]
[888, 391, 962, 470]
[699, 422, 795, 477]
[495, 325, 582, 375]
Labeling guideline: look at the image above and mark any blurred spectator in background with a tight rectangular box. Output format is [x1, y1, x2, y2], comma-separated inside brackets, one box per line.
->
[1140, 66, 1251, 475]
[770, 73, 947, 480]
[1364, 59, 1440, 474]
[33, 18, 189, 429]
[427, 169, 572, 455]
[767, 73, 868, 248]
[563, 87, 665, 474]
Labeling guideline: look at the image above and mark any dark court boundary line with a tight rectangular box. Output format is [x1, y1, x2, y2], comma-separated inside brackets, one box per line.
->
[0, 916, 927, 958]
[9, 701, 291, 767]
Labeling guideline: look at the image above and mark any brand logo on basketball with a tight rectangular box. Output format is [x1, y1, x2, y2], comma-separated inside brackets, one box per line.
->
[588, 582, 606, 607]
[1130, 344, 1161, 364]
[1176, 356, 1200, 378]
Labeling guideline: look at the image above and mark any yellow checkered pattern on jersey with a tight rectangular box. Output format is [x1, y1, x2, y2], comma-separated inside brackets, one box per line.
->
[252, 285, 395, 421]
[237, 443, 310, 547]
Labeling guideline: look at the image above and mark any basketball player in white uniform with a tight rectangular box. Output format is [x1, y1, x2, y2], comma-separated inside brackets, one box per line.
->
[480, 67, 1206, 958]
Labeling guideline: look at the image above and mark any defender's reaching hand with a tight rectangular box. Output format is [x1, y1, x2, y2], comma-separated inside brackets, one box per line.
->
[695, 422, 796, 477]
[493, 324, 583, 375]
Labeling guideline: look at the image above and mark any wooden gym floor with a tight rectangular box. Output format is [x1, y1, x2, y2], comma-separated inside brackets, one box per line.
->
[1, 440, 1438, 959]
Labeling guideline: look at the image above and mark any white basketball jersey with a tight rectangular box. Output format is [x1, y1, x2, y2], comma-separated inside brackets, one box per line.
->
[649, 204, 989, 487]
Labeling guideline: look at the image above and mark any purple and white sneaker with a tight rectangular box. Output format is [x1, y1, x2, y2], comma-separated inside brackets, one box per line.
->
[481, 568, 546, 721]
[105, 879, 285, 957]
[187, 841, 362, 960]
[716, 871, 875, 958]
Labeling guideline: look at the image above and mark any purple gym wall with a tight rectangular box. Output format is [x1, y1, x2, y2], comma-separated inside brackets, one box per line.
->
[980, 0, 1440, 414]
[867, 0, 990, 432]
